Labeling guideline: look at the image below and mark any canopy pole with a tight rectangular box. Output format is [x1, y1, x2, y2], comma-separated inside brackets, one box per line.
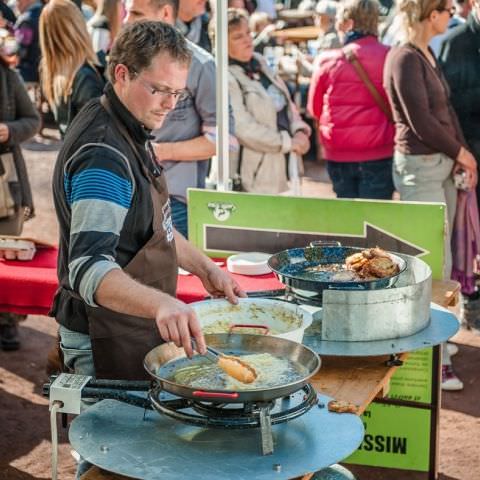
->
[215, 0, 230, 191]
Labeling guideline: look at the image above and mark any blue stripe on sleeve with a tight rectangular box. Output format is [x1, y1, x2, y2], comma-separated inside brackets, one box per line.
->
[66, 168, 133, 208]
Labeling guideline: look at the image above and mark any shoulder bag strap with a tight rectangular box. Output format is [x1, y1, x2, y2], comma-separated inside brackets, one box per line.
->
[343, 46, 393, 123]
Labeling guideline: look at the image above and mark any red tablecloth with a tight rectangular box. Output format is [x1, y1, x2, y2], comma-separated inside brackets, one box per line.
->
[0, 250, 284, 315]
[0, 246, 59, 315]
[177, 260, 283, 303]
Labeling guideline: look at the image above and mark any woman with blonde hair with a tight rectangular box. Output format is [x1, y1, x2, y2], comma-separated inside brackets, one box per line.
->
[383, 0, 476, 273]
[383, 0, 477, 392]
[39, 0, 105, 137]
[87, 0, 123, 54]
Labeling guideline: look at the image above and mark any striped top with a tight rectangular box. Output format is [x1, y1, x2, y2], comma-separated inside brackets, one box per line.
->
[63, 143, 135, 306]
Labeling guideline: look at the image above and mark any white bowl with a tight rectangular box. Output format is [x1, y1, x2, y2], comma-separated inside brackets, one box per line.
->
[226, 252, 272, 276]
[191, 297, 312, 343]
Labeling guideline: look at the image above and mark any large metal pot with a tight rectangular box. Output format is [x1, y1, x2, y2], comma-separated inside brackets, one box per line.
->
[143, 334, 321, 403]
[191, 298, 312, 343]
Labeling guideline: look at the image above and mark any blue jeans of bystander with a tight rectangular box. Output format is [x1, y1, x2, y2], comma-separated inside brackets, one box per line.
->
[326, 158, 394, 200]
[59, 326, 94, 479]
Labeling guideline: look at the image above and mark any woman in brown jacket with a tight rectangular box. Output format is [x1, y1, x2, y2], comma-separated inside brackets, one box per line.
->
[383, 0, 476, 391]
[384, 0, 476, 278]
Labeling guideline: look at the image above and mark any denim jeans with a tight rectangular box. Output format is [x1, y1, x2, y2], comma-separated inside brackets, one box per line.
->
[170, 196, 188, 238]
[326, 158, 395, 200]
[58, 326, 94, 479]
[59, 325, 94, 376]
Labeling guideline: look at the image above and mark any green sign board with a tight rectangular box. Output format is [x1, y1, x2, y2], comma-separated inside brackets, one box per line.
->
[390, 348, 434, 404]
[188, 188, 445, 473]
[347, 404, 431, 471]
[345, 346, 435, 471]
[188, 189, 445, 279]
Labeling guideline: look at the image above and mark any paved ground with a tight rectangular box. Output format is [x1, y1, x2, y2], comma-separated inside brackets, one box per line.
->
[0, 132, 479, 479]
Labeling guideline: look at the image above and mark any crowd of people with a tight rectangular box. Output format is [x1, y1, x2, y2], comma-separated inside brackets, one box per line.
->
[0, 0, 478, 403]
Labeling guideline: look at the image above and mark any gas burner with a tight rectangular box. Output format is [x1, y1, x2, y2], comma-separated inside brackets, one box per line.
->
[44, 375, 319, 457]
[286, 287, 325, 307]
[149, 384, 318, 455]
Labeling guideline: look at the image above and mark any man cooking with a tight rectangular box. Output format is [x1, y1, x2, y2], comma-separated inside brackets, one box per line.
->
[50, 21, 245, 381]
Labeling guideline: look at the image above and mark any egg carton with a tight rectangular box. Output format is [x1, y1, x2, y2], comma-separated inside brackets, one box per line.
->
[0, 237, 36, 261]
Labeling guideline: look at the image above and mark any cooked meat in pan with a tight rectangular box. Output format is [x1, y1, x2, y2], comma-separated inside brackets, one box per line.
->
[345, 247, 399, 279]
[305, 247, 399, 281]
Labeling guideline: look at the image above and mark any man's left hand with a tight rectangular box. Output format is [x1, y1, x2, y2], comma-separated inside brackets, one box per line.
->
[201, 265, 247, 304]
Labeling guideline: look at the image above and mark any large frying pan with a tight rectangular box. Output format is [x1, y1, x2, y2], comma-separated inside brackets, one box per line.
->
[144, 334, 320, 403]
[268, 244, 407, 292]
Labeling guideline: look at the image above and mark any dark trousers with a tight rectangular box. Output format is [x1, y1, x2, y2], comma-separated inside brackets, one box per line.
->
[326, 158, 394, 200]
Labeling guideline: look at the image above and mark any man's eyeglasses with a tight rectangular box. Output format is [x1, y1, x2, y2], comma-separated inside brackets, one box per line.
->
[439, 5, 456, 17]
[133, 72, 190, 103]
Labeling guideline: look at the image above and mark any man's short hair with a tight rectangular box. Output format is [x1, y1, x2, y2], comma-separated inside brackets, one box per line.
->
[108, 21, 191, 82]
[150, 0, 179, 18]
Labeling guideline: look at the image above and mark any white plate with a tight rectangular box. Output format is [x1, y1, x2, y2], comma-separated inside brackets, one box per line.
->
[226, 252, 272, 276]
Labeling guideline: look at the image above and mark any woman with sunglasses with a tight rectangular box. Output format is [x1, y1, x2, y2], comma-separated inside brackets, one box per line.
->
[384, 0, 477, 392]
[384, 0, 477, 279]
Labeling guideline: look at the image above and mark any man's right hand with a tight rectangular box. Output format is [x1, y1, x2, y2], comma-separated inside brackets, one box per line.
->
[155, 296, 206, 357]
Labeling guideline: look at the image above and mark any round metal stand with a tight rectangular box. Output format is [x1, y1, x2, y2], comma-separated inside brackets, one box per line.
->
[69, 394, 364, 480]
[303, 303, 459, 357]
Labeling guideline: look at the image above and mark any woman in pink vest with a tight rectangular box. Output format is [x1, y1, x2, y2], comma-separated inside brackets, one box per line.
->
[307, 0, 394, 199]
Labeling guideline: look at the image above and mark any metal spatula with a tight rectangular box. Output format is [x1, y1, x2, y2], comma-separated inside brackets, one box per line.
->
[191, 339, 257, 384]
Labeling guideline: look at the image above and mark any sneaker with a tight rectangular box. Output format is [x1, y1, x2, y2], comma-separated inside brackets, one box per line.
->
[0, 323, 20, 351]
[442, 365, 464, 391]
[446, 343, 459, 357]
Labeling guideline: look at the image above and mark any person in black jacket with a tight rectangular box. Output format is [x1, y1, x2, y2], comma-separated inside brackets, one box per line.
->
[14, 0, 43, 83]
[0, 56, 41, 351]
[39, 0, 105, 137]
[440, 3, 480, 209]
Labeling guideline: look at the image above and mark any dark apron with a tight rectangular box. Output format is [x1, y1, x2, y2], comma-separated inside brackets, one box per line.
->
[83, 96, 177, 380]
